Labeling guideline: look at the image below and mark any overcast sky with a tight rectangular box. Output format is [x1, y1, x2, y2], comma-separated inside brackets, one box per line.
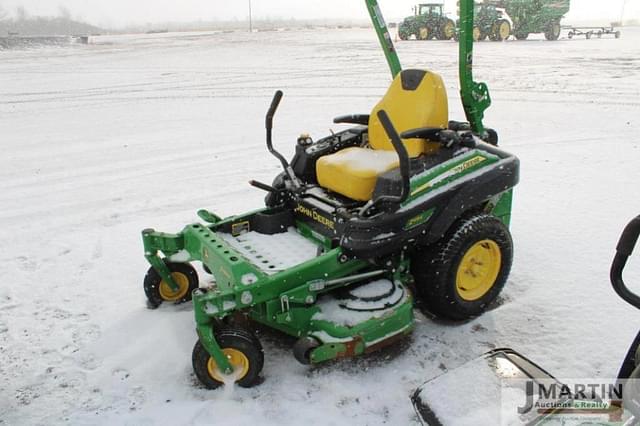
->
[0, 0, 638, 27]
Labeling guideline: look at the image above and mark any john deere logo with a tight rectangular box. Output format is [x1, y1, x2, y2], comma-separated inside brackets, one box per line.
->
[294, 204, 335, 230]
[411, 155, 488, 197]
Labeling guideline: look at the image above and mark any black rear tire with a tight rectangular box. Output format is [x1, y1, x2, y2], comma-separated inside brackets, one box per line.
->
[418, 26, 430, 41]
[438, 19, 456, 40]
[143, 262, 198, 308]
[545, 21, 561, 41]
[411, 214, 513, 321]
[192, 327, 264, 389]
[493, 19, 511, 41]
[472, 25, 482, 42]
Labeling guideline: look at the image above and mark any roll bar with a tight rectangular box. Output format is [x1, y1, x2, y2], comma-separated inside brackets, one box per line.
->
[364, 0, 491, 135]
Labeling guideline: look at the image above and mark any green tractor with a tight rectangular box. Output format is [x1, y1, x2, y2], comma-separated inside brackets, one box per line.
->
[398, 3, 457, 41]
[458, 2, 512, 42]
[502, 0, 570, 41]
[477, 3, 512, 41]
[140, 0, 519, 389]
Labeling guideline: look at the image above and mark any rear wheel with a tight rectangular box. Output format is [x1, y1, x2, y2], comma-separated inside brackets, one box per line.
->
[192, 327, 264, 389]
[143, 262, 199, 308]
[473, 26, 482, 42]
[514, 31, 529, 40]
[398, 27, 409, 40]
[411, 214, 513, 321]
[493, 20, 511, 41]
[545, 21, 561, 41]
[418, 26, 430, 41]
[438, 19, 456, 40]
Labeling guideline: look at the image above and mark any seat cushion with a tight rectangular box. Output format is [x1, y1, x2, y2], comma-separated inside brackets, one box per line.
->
[316, 147, 399, 201]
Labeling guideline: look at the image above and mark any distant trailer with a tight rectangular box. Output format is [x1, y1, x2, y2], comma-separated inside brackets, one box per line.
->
[564, 26, 621, 39]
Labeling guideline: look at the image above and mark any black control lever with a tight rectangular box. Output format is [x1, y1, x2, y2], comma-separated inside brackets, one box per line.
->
[266, 90, 283, 131]
[333, 114, 370, 126]
[611, 215, 640, 310]
[264, 91, 300, 189]
[249, 180, 278, 193]
[376, 110, 410, 204]
[359, 111, 410, 218]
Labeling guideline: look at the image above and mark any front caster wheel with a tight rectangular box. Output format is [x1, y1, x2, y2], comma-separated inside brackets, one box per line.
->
[293, 337, 321, 365]
[411, 214, 513, 321]
[192, 328, 264, 389]
[143, 262, 198, 308]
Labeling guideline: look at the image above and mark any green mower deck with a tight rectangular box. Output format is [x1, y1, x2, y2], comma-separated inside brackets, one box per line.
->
[143, 216, 415, 373]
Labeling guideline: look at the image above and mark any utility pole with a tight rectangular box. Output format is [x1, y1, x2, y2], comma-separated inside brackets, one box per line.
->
[620, 0, 630, 26]
[249, 0, 253, 33]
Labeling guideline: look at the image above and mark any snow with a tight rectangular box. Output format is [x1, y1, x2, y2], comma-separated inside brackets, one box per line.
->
[416, 355, 506, 426]
[348, 278, 394, 299]
[219, 227, 318, 274]
[1, 27, 640, 425]
[167, 249, 191, 263]
[320, 146, 400, 175]
[312, 280, 407, 327]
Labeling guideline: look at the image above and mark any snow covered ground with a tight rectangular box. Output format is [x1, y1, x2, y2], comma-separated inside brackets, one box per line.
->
[1, 27, 640, 425]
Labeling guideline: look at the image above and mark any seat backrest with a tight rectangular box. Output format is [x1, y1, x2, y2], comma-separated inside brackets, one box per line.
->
[369, 69, 448, 158]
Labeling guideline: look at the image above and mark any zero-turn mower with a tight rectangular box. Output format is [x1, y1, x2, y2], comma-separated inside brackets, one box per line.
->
[140, 0, 519, 389]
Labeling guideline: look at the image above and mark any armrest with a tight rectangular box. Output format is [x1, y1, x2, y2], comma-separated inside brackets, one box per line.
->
[402, 128, 476, 149]
[400, 127, 443, 140]
[333, 114, 370, 126]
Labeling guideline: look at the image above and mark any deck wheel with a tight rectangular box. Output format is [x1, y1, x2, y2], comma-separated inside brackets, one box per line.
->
[143, 262, 198, 308]
[192, 327, 264, 389]
[293, 337, 321, 365]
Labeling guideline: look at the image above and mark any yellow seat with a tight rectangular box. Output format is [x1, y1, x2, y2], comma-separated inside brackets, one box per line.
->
[315, 147, 400, 201]
[316, 69, 449, 201]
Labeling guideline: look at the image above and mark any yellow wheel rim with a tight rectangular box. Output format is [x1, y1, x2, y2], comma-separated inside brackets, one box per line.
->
[499, 22, 510, 40]
[158, 272, 190, 301]
[419, 27, 429, 40]
[456, 240, 502, 301]
[444, 22, 455, 38]
[473, 27, 481, 42]
[207, 348, 250, 383]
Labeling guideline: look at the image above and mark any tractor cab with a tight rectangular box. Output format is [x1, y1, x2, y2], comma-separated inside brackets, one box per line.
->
[415, 3, 445, 17]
